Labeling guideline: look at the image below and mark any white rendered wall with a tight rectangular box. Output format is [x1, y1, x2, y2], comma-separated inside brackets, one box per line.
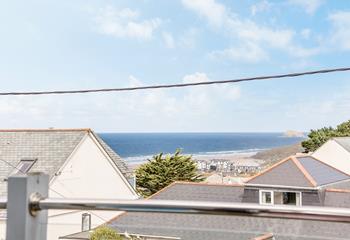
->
[312, 140, 350, 174]
[0, 220, 5, 240]
[47, 134, 138, 240]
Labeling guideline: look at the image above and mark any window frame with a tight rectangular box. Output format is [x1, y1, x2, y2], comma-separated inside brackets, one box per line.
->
[277, 190, 302, 206]
[259, 189, 302, 206]
[259, 190, 274, 205]
[11, 158, 37, 175]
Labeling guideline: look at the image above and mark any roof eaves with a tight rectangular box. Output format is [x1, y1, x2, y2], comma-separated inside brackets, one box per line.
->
[325, 188, 350, 193]
[252, 233, 274, 240]
[332, 137, 350, 153]
[170, 181, 244, 187]
[291, 156, 317, 187]
[0, 128, 91, 132]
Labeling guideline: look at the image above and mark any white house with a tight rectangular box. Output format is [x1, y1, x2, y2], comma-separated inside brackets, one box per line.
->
[0, 129, 139, 240]
[312, 137, 350, 175]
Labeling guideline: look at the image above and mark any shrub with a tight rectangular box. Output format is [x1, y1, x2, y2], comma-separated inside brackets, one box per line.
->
[90, 226, 122, 240]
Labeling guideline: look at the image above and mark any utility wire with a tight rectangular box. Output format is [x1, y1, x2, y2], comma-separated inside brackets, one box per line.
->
[1, 67, 350, 96]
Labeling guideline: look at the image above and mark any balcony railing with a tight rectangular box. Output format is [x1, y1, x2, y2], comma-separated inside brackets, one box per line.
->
[2, 173, 350, 240]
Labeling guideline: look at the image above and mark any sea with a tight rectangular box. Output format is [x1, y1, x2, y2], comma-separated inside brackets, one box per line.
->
[99, 132, 304, 164]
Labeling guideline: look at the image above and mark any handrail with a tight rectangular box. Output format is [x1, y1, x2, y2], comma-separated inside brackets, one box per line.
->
[29, 197, 350, 223]
[2, 195, 350, 222]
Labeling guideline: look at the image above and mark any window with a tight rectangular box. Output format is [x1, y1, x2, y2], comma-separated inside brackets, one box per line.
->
[81, 213, 91, 231]
[260, 190, 273, 205]
[282, 192, 301, 206]
[11, 158, 37, 175]
[259, 190, 302, 206]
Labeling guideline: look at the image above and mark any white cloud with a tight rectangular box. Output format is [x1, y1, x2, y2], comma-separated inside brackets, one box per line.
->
[288, 0, 324, 15]
[182, 0, 318, 61]
[179, 28, 198, 49]
[182, 72, 241, 104]
[181, 0, 227, 27]
[301, 28, 311, 39]
[328, 11, 350, 50]
[95, 6, 161, 40]
[210, 42, 268, 63]
[162, 32, 175, 48]
[251, 0, 271, 16]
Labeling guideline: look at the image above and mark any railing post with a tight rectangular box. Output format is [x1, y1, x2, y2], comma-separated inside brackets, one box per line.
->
[6, 173, 49, 240]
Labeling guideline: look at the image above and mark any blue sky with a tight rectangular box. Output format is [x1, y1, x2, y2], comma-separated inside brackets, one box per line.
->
[0, 0, 349, 132]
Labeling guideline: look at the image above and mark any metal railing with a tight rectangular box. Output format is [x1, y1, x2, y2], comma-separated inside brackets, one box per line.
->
[2, 173, 350, 240]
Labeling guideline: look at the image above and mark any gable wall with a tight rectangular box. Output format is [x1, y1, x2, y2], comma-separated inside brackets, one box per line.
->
[312, 140, 350, 175]
[48, 134, 138, 239]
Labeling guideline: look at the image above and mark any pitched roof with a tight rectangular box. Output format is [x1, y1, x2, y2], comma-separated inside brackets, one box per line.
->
[297, 156, 350, 185]
[91, 132, 130, 175]
[324, 178, 350, 190]
[247, 155, 350, 188]
[0, 129, 130, 196]
[104, 182, 350, 240]
[333, 137, 350, 152]
[150, 182, 244, 202]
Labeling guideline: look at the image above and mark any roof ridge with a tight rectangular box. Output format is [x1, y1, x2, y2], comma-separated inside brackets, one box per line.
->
[0, 128, 91, 132]
[291, 156, 317, 187]
[172, 181, 244, 187]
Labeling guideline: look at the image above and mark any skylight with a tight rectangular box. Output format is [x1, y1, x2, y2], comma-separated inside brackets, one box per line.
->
[11, 158, 37, 175]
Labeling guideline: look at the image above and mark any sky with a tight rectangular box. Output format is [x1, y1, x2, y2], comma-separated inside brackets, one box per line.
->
[0, 0, 350, 132]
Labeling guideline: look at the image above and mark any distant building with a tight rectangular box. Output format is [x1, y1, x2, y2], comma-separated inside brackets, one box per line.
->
[63, 154, 350, 240]
[0, 129, 138, 240]
[196, 159, 261, 175]
[312, 137, 350, 174]
[245, 155, 350, 206]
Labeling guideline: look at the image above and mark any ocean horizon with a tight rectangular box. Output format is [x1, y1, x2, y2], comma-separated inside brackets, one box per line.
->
[99, 132, 305, 164]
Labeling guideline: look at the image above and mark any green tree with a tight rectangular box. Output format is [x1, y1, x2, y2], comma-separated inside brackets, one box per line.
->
[302, 120, 350, 152]
[90, 226, 122, 240]
[135, 149, 204, 197]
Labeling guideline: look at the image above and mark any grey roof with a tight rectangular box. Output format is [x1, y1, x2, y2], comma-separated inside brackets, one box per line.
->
[324, 179, 350, 190]
[109, 212, 350, 240]
[0, 129, 129, 196]
[297, 156, 350, 186]
[247, 158, 314, 188]
[103, 182, 350, 240]
[92, 133, 130, 175]
[333, 137, 350, 152]
[247, 156, 350, 188]
[151, 182, 244, 202]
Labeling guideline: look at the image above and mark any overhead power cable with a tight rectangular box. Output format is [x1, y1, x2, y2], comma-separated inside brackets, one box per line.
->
[1, 67, 350, 96]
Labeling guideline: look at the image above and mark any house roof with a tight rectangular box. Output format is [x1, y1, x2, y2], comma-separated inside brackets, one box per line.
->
[324, 178, 350, 190]
[333, 137, 350, 152]
[0, 129, 130, 196]
[246, 155, 350, 188]
[91, 132, 130, 175]
[102, 182, 350, 240]
[149, 182, 244, 202]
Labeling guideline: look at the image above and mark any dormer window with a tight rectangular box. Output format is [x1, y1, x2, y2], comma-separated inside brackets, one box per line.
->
[259, 189, 302, 206]
[11, 158, 37, 175]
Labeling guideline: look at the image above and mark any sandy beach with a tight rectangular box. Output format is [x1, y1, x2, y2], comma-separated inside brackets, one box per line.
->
[129, 143, 304, 177]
